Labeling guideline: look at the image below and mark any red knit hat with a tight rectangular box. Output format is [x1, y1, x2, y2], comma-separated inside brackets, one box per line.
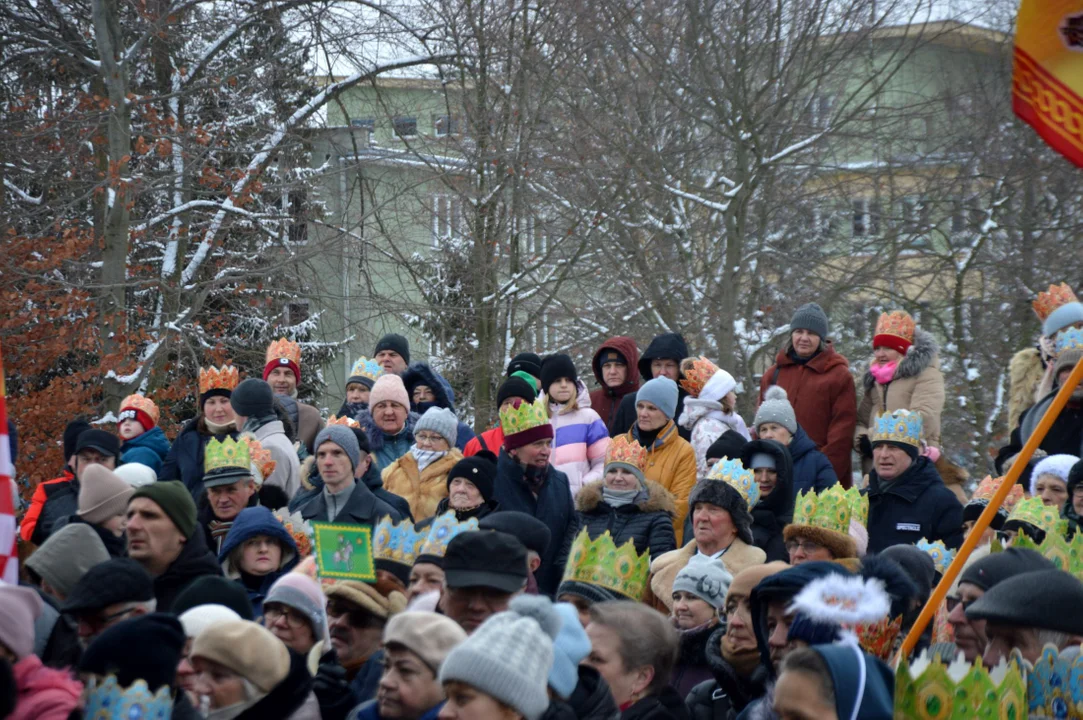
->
[119, 394, 159, 430]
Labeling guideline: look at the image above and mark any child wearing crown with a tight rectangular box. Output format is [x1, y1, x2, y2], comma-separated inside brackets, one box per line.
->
[116, 393, 171, 475]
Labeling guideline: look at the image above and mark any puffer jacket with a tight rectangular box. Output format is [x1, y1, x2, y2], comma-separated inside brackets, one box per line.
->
[574, 478, 677, 560]
[381, 448, 463, 520]
[626, 421, 698, 543]
[160, 417, 240, 501]
[401, 362, 477, 451]
[218, 506, 300, 617]
[786, 425, 837, 500]
[855, 329, 945, 473]
[357, 408, 421, 472]
[11, 654, 82, 720]
[681, 404, 751, 479]
[549, 381, 611, 497]
[612, 334, 692, 441]
[589, 336, 641, 433]
[120, 426, 171, 475]
[740, 440, 794, 563]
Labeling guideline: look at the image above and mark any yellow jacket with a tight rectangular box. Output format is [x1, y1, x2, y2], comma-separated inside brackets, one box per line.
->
[625, 421, 697, 544]
[381, 449, 464, 521]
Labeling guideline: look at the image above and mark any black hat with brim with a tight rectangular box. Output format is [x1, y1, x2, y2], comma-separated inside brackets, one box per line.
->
[967, 568, 1083, 635]
[443, 530, 527, 593]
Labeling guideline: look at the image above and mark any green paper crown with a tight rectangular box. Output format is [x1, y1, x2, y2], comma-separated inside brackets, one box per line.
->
[373, 516, 425, 566]
[418, 511, 479, 559]
[895, 651, 1026, 720]
[1006, 496, 1067, 538]
[204, 436, 251, 474]
[1010, 530, 1083, 581]
[792, 485, 868, 535]
[562, 529, 649, 601]
[499, 396, 550, 435]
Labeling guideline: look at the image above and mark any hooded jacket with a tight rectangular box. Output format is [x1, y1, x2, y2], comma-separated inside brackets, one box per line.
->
[812, 643, 895, 720]
[154, 527, 224, 612]
[685, 625, 765, 720]
[401, 362, 477, 451]
[218, 506, 300, 617]
[997, 386, 1083, 471]
[32, 477, 81, 547]
[381, 448, 464, 520]
[740, 440, 793, 563]
[574, 478, 677, 560]
[21, 470, 73, 544]
[357, 408, 422, 472]
[758, 341, 856, 486]
[626, 421, 697, 543]
[160, 417, 240, 500]
[550, 381, 611, 496]
[612, 334, 692, 441]
[866, 456, 964, 554]
[541, 665, 621, 720]
[590, 336, 642, 433]
[120, 426, 171, 475]
[786, 425, 838, 499]
[252, 419, 302, 500]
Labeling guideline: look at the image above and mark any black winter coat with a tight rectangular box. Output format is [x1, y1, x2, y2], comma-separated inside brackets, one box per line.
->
[574, 479, 676, 560]
[623, 686, 692, 720]
[159, 417, 239, 501]
[611, 334, 692, 441]
[786, 426, 837, 499]
[866, 456, 964, 554]
[542, 665, 620, 720]
[685, 626, 764, 720]
[298, 479, 403, 526]
[672, 622, 718, 699]
[740, 440, 793, 564]
[234, 649, 317, 720]
[492, 449, 577, 596]
[996, 393, 1083, 474]
[154, 528, 223, 612]
[290, 459, 413, 522]
[34, 478, 81, 546]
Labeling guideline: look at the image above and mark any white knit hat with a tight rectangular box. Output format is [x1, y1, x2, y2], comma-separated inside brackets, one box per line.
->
[1031, 454, 1080, 496]
[179, 604, 242, 639]
[114, 463, 158, 487]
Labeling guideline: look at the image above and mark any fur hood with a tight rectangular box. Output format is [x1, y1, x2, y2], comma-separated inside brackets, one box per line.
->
[575, 478, 676, 515]
[863, 329, 940, 389]
[356, 408, 421, 451]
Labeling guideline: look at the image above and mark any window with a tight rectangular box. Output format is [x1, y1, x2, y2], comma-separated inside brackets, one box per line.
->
[434, 114, 460, 137]
[804, 94, 835, 128]
[285, 301, 309, 325]
[283, 190, 307, 243]
[432, 194, 463, 248]
[851, 199, 880, 238]
[350, 118, 375, 131]
[393, 116, 418, 138]
[951, 197, 966, 234]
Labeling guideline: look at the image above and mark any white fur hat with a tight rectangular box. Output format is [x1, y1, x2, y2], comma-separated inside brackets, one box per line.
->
[1031, 454, 1080, 496]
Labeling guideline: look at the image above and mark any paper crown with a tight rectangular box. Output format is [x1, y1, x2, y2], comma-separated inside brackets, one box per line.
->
[874, 310, 915, 344]
[274, 508, 313, 557]
[679, 356, 720, 398]
[1009, 529, 1083, 582]
[204, 436, 251, 475]
[240, 434, 275, 484]
[968, 475, 1025, 517]
[792, 485, 868, 535]
[1056, 326, 1083, 355]
[706, 457, 760, 508]
[373, 516, 426, 567]
[856, 615, 904, 661]
[418, 511, 480, 559]
[1033, 283, 1079, 323]
[499, 396, 550, 435]
[562, 529, 650, 601]
[327, 415, 361, 428]
[895, 652, 1026, 720]
[199, 364, 239, 396]
[83, 674, 174, 720]
[871, 408, 923, 448]
[605, 435, 648, 473]
[266, 337, 302, 367]
[1006, 496, 1067, 538]
[349, 357, 384, 384]
[916, 538, 956, 575]
[119, 393, 159, 425]
[1019, 644, 1083, 719]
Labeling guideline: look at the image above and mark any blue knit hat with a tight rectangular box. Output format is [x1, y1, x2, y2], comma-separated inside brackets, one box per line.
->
[548, 603, 591, 700]
[636, 377, 679, 419]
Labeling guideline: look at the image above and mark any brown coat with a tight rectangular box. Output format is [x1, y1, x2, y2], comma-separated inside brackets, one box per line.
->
[645, 538, 767, 612]
[381, 449, 464, 521]
[296, 401, 325, 454]
[624, 421, 697, 544]
[758, 341, 857, 486]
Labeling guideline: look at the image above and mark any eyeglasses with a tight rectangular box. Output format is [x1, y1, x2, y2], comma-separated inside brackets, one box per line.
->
[945, 596, 977, 614]
[76, 606, 135, 632]
[784, 540, 823, 555]
[415, 432, 448, 447]
[263, 604, 310, 629]
[327, 599, 383, 629]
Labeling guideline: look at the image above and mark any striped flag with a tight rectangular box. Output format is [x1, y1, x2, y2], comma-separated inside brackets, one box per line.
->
[1013, 0, 1083, 167]
[0, 340, 16, 584]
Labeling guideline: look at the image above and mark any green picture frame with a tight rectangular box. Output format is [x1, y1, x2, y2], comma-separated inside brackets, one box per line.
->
[311, 522, 376, 581]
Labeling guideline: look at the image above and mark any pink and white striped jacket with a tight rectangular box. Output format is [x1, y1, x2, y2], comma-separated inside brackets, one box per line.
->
[548, 382, 611, 497]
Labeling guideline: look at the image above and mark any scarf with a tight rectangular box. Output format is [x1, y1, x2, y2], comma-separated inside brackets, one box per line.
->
[410, 445, 447, 473]
[339, 401, 368, 421]
[205, 418, 236, 434]
[207, 520, 234, 554]
[869, 361, 898, 385]
[204, 694, 266, 720]
[603, 486, 646, 508]
[788, 347, 820, 365]
[522, 464, 548, 494]
[721, 633, 761, 677]
[634, 424, 663, 449]
[243, 412, 278, 433]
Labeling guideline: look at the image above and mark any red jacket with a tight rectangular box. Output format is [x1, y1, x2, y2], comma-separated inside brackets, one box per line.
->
[19, 471, 73, 544]
[588, 336, 641, 432]
[758, 343, 857, 486]
[464, 426, 504, 457]
[12, 655, 82, 720]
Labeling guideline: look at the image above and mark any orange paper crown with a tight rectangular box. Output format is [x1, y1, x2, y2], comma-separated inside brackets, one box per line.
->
[1033, 283, 1079, 323]
[679, 356, 720, 398]
[605, 435, 648, 473]
[971, 475, 1025, 516]
[265, 337, 302, 368]
[199, 365, 239, 396]
[874, 311, 915, 344]
[119, 394, 159, 426]
[240, 434, 276, 484]
[855, 615, 904, 661]
[327, 415, 361, 428]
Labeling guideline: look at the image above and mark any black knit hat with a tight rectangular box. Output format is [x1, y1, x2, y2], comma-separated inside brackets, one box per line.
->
[688, 479, 754, 545]
[1069, 459, 1083, 496]
[556, 580, 627, 604]
[958, 547, 1056, 592]
[480, 511, 552, 556]
[374, 333, 411, 365]
[349, 426, 372, 455]
[497, 377, 537, 408]
[171, 575, 255, 620]
[63, 420, 92, 460]
[230, 378, 275, 418]
[706, 431, 749, 467]
[540, 354, 579, 396]
[62, 557, 154, 614]
[507, 352, 543, 379]
[446, 456, 497, 503]
[80, 613, 186, 689]
[967, 568, 1083, 634]
[74, 429, 121, 459]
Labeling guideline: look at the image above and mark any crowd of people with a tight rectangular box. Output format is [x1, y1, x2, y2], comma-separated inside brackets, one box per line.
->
[5, 282, 1083, 719]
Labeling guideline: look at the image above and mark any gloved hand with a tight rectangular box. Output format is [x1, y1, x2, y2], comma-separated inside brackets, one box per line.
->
[312, 649, 357, 720]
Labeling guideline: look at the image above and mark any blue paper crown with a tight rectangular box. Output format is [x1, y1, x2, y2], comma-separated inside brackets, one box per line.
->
[419, 511, 480, 558]
[373, 516, 425, 566]
[706, 457, 760, 507]
[915, 537, 956, 575]
[83, 675, 173, 720]
[872, 409, 923, 448]
[1056, 326, 1083, 355]
[349, 357, 384, 383]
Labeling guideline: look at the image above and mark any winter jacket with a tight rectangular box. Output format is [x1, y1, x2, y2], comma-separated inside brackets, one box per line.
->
[589, 336, 641, 434]
[298, 479, 403, 526]
[997, 391, 1083, 473]
[622, 686, 692, 720]
[785, 425, 837, 500]
[252, 419, 302, 500]
[647, 540, 766, 613]
[349, 650, 385, 705]
[574, 479, 676, 560]
[757, 341, 857, 486]
[354, 700, 445, 720]
[612, 334, 692, 441]
[153, 526, 223, 612]
[430, 495, 500, 523]
[20, 471, 72, 544]
[492, 449, 578, 596]
[672, 622, 719, 699]
[740, 440, 794, 564]
[541, 665, 621, 720]
[626, 421, 697, 544]
[37, 593, 81, 670]
[31, 478, 80, 546]
[855, 329, 945, 473]
[681, 405, 752, 479]
[866, 456, 964, 554]
[685, 626, 764, 720]
[291, 461, 412, 522]
[51, 513, 126, 557]
[218, 506, 300, 617]
[550, 382, 611, 497]
[234, 649, 321, 720]
[357, 408, 421, 472]
[401, 362, 477, 451]
[297, 400, 325, 455]
[120, 425, 171, 475]
[11, 654, 81, 720]
[464, 425, 504, 456]
[1008, 346, 1047, 433]
[381, 448, 464, 521]
[160, 417, 240, 501]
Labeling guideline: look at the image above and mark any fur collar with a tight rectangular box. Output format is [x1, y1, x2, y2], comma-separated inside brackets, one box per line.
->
[863, 328, 939, 389]
[575, 479, 676, 515]
[356, 409, 421, 450]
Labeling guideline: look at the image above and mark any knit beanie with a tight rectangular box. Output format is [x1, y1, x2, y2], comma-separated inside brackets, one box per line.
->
[548, 603, 591, 700]
[790, 303, 829, 339]
[673, 555, 733, 610]
[230, 378, 275, 418]
[511, 370, 542, 392]
[706, 431, 749, 464]
[315, 424, 361, 470]
[1031, 454, 1080, 496]
[1054, 348, 1083, 381]
[173, 575, 256, 620]
[753, 386, 798, 435]
[374, 333, 411, 366]
[440, 595, 561, 720]
[179, 604, 242, 639]
[80, 613, 186, 690]
[24, 523, 110, 598]
[0, 582, 43, 659]
[636, 377, 679, 420]
[119, 394, 160, 431]
[540, 354, 578, 396]
[78, 464, 135, 524]
[191, 620, 291, 693]
[446, 456, 497, 503]
[264, 572, 330, 644]
[416, 407, 459, 447]
[63, 419, 93, 460]
[507, 352, 543, 380]
[370, 374, 411, 410]
[383, 611, 467, 673]
[114, 463, 157, 487]
[130, 480, 198, 539]
[497, 377, 537, 407]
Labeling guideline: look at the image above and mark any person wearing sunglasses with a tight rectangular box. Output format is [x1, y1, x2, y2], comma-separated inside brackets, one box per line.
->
[382, 407, 464, 521]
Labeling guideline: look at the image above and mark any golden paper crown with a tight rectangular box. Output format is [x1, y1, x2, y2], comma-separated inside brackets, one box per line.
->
[605, 435, 648, 474]
[871, 408, 923, 448]
[499, 396, 550, 435]
[874, 310, 915, 344]
[969, 475, 1025, 517]
[373, 516, 426, 567]
[895, 652, 1026, 720]
[793, 485, 868, 534]
[265, 337, 302, 367]
[1009, 529, 1083, 581]
[855, 615, 903, 661]
[204, 436, 251, 475]
[327, 415, 361, 428]
[679, 356, 720, 398]
[119, 393, 159, 425]
[199, 364, 239, 396]
[418, 511, 480, 559]
[562, 529, 650, 601]
[1033, 283, 1079, 323]
[240, 434, 276, 483]
[706, 457, 760, 507]
[1006, 496, 1067, 538]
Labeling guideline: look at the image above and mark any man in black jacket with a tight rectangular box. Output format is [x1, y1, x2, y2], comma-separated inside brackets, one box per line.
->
[611, 333, 691, 440]
[33, 429, 120, 545]
[297, 425, 402, 525]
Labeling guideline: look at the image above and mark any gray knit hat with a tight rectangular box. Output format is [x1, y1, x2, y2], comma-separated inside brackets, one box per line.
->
[314, 424, 361, 470]
[673, 555, 733, 610]
[753, 386, 797, 435]
[439, 595, 560, 720]
[636, 376, 679, 420]
[416, 407, 458, 447]
[24, 523, 110, 598]
[790, 303, 829, 339]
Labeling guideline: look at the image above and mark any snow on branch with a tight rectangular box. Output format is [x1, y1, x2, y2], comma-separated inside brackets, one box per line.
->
[4, 178, 42, 205]
[763, 131, 828, 165]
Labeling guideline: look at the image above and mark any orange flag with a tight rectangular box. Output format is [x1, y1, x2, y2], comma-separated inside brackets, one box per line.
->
[1013, 0, 1083, 167]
